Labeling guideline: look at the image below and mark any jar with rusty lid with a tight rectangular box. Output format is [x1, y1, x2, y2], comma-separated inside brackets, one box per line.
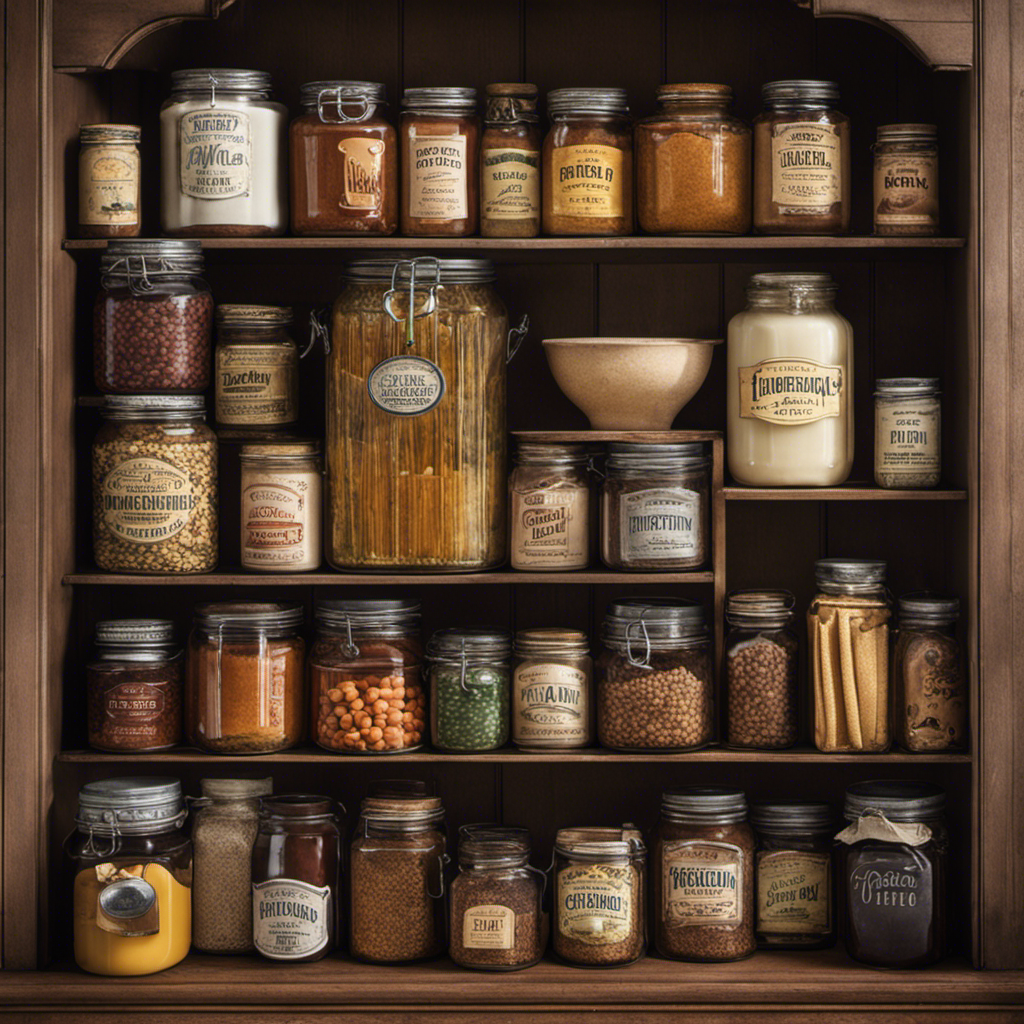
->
[78, 124, 141, 238]
[481, 84, 541, 238]
[873, 124, 938, 236]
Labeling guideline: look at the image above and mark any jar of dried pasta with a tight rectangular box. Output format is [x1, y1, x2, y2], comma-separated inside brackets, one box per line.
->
[873, 124, 938, 236]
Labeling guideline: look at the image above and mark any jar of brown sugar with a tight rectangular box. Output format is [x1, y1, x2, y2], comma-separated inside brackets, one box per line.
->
[873, 124, 938, 236]
[78, 124, 141, 238]
[481, 84, 541, 238]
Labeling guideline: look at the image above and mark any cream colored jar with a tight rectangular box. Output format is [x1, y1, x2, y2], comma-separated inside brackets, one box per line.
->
[874, 378, 941, 488]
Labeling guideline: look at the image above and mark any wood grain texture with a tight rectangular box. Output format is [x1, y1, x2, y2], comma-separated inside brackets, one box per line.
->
[723, 486, 967, 500]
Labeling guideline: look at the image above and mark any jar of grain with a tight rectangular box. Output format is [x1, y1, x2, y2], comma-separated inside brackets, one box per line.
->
[652, 787, 755, 962]
[597, 598, 714, 751]
[543, 88, 633, 236]
[873, 124, 939, 236]
[186, 602, 305, 754]
[553, 826, 646, 967]
[636, 84, 751, 235]
[78, 124, 141, 238]
[753, 80, 850, 235]
[481, 84, 541, 238]
[874, 378, 941, 489]
[191, 776, 273, 953]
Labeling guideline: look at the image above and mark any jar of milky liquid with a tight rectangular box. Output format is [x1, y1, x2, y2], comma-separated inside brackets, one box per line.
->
[727, 272, 853, 487]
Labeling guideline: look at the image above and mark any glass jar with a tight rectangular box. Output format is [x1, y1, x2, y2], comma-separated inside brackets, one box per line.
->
[652, 788, 755, 961]
[349, 793, 448, 962]
[724, 590, 799, 749]
[78, 124, 141, 238]
[753, 80, 850, 235]
[600, 442, 710, 570]
[94, 239, 212, 394]
[480, 83, 541, 238]
[874, 378, 942, 489]
[428, 628, 511, 752]
[873, 124, 939, 236]
[808, 559, 892, 753]
[400, 87, 479, 236]
[837, 781, 947, 968]
[597, 598, 714, 752]
[510, 442, 591, 571]
[543, 88, 633, 236]
[192, 776, 273, 953]
[160, 68, 287, 236]
[290, 80, 397, 236]
[92, 395, 218, 574]
[86, 619, 182, 752]
[750, 802, 835, 950]
[553, 826, 646, 967]
[727, 272, 854, 487]
[310, 599, 424, 754]
[69, 778, 191, 975]
[512, 628, 593, 750]
[893, 594, 966, 752]
[636, 84, 751, 235]
[251, 795, 343, 962]
[186, 601, 305, 754]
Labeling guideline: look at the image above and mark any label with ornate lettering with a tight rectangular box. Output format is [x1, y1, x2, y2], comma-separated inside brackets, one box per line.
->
[512, 489, 587, 568]
[463, 904, 516, 949]
[338, 137, 386, 210]
[179, 108, 251, 200]
[242, 480, 310, 566]
[252, 879, 331, 960]
[408, 133, 468, 220]
[875, 401, 940, 481]
[771, 123, 842, 210]
[80, 146, 140, 225]
[874, 154, 938, 228]
[847, 849, 932, 954]
[739, 358, 843, 424]
[757, 851, 831, 934]
[663, 840, 743, 927]
[513, 663, 589, 743]
[101, 682, 167, 744]
[619, 488, 700, 561]
[558, 864, 632, 945]
[482, 147, 540, 220]
[549, 144, 624, 219]
[216, 345, 297, 425]
[101, 457, 198, 544]
[367, 355, 446, 416]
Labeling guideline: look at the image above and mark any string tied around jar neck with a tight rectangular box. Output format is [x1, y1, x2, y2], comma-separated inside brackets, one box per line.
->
[835, 807, 933, 847]
[100, 240, 205, 296]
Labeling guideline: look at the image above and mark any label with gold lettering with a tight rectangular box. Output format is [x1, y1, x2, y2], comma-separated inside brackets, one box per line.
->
[757, 851, 830, 934]
[739, 358, 843, 424]
[101, 457, 198, 544]
[771, 123, 842, 210]
[338, 137, 385, 210]
[80, 146, 139, 225]
[463, 904, 516, 949]
[549, 144, 623, 219]
[482, 147, 540, 220]
[408, 133, 468, 220]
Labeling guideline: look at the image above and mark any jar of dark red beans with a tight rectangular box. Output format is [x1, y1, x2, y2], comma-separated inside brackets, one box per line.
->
[94, 239, 213, 394]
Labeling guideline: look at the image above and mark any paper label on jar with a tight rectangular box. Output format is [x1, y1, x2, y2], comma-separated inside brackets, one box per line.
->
[253, 879, 331, 959]
[101, 457, 198, 544]
[549, 144, 624, 219]
[662, 840, 743, 927]
[463, 904, 516, 949]
[407, 133, 468, 220]
[874, 154, 938, 227]
[557, 864, 632, 945]
[367, 355, 446, 416]
[875, 401, 941, 480]
[619, 488, 700, 561]
[482, 147, 540, 221]
[757, 851, 831, 934]
[216, 345, 297, 425]
[242, 476, 316, 568]
[739, 358, 843, 424]
[102, 681, 167, 739]
[771, 123, 842, 210]
[79, 146, 139, 225]
[511, 488, 588, 568]
[179, 108, 252, 200]
[513, 663, 589, 743]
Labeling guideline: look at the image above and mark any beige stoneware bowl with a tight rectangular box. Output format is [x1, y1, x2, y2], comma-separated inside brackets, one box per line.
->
[542, 337, 723, 430]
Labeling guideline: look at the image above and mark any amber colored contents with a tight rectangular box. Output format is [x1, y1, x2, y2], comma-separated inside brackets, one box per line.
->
[480, 84, 541, 238]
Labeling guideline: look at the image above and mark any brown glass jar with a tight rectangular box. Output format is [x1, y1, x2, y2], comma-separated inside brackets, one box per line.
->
[78, 124, 141, 238]
[480, 84, 541, 238]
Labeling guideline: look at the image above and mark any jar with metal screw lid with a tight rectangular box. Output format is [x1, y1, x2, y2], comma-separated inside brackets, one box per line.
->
[78, 124, 141, 238]
[874, 378, 942, 489]
[481, 83, 541, 238]
[873, 124, 938, 236]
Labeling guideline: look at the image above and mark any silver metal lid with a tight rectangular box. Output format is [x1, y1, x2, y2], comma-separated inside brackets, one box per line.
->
[876, 123, 937, 143]
[80, 123, 140, 144]
[101, 395, 207, 421]
[749, 801, 833, 833]
[898, 592, 960, 624]
[100, 239, 204, 281]
[343, 256, 495, 284]
[815, 558, 887, 587]
[554, 825, 645, 858]
[316, 598, 421, 629]
[216, 304, 294, 328]
[200, 777, 273, 800]
[300, 80, 386, 105]
[874, 377, 941, 398]
[603, 598, 707, 641]
[514, 441, 591, 465]
[96, 619, 175, 646]
[171, 68, 273, 95]
[606, 441, 709, 470]
[427, 627, 512, 661]
[77, 777, 185, 833]
[762, 79, 840, 105]
[844, 781, 945, 823]
[547, 87, 629, 117]
[747, 271, 837, 302]
[194, 601, 304, 632]
[402, 86, 477, 112]
[661, 787, 748, 824]
[726, 590, 795, 628]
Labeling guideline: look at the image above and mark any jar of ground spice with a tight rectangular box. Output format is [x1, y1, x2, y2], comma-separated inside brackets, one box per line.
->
[480, 84, 541, 238]
[874, 378, 942, 489]
[873, 124, 939, 236]
[78, 124, 141, 238]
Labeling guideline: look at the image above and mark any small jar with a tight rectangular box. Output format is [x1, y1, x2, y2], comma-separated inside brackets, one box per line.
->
[543, 88, 633, 236]
[186, 602, 305, 754]
[92, 395, 218, 574]
[724, 590, 799, 749]
[636, 84, 751, 235]
[251, 795, 343, 962]
[837, 781, 947, 968]
[480, 83, 541, 238]
[553, 826, 646, 967]
[290, 81, 397, 236]
[874, 378, 942, 489]
[310, 599, 424, 753]
[69, 778, 191, 976]
[808, 559, 893, 753]
[400, 87, 479, 236]
[78, 124, 141, 238]
[653, 788, 755, 962]
[600, 442, 710, 570]
[427, 628, 511, 752]
[750, 802, 835, 950]
[597, 598, 714, 752]
[510, 442, 591, 571]
[512, 628, 593, 750]
[94, 239, 212, 394]
[873, 124, 939, 236]
[86, 619, 182, 752]
[753, 80, 850, 235]
[893, 594, 966, 752]
[160, 68, 287, 236]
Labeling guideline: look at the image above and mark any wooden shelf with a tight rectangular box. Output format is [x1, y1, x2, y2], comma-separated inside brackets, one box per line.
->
[512, 430, 722, 443]
[724, 483, 968, 501]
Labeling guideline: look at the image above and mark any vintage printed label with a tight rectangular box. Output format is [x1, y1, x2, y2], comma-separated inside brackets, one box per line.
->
[663, 840, 743, 927]
[619, 488, 700, 562]
[874, 154, 938, 227]
[739, 358, 843, 424]
[757, 851, 831, 934]
[253, 879, 331, 960]
[79, 146, 139, 225]
[875, 400, 940, 480]
[771, 123, 842, 210]
[463, 904, 516, 949]
[549, 144, 624, 219]
[511, 488, 588, 568]
[367, 356, 446, 416]
[101, 457, 198, 544]
[408, 133, 468, 220]
[338, 136, 385, 210]
[102, 682, 166, 743]
[179, 108, 251, 200]
[216, 345, 297, 425]
[557, 864, 632, 945]
[482, 147, 540, 221]
[513, 663, 589, 743]
[242, 477, 312, 567]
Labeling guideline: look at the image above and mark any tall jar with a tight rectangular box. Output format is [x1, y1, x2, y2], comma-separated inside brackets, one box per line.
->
[543, 88, 633, 236]
[636, 84, 751, 235]
[753, 80, 850, 235]
[808, 559, 892, 753]
[78, 124, 141, 238]
[874, 378, 942, 489]
[310, 599, 424, 754]
[400, 87, 479, 236]
[290, 81, 397, 236]
[69, 778, 191, 976]
[597, 598, 714, 752]
[873, 124, 939, 236]
[727, 272, 854, 487]
[480, 83, 541, 238]
[186, 602, 305, 754]
[160, 68, 287, 236]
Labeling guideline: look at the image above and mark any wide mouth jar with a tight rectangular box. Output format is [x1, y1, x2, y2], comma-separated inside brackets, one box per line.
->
[193, 601, 304, 640]
[76, 777, 186, 836]
[513, 627, 589, 658]
[300, 80, 387, 123]
[744, 271, 838, 311]
[93, 618, 177, 661]
[761, 79, 840, 111]
[547, 87, 629, 119]
[660, 787, 748, 825]
[100, 239, 206, 291]
[725, 590, 795, 630]
[843, 780, 945, 823]
[897, 592, 959, 629]
[815, 558, 887, 596]
[101, 394, 208, 422]
[749, 801, 833, 836]
[402, 86, 477, 115]
[601, 598, 709, 658]
[554, 825, 646, 861]
[169, 68, 273, 100]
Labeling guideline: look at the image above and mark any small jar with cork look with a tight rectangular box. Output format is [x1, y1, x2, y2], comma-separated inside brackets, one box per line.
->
[480, 84, 542, 237]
